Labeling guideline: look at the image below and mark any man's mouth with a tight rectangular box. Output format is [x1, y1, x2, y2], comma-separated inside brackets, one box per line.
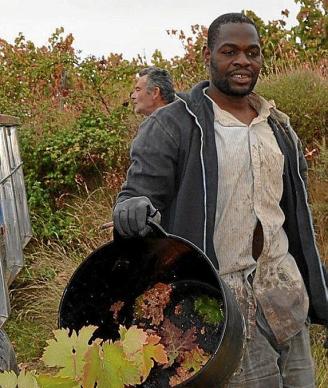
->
[232, 74, 250, 79]
[230, 72, 252, 84]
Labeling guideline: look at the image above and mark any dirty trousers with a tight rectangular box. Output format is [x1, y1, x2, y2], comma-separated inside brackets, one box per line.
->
[226, 308, 315, 388]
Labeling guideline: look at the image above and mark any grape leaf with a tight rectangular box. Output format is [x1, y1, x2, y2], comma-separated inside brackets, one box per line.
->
[98, 341, 141, 388]
[134, 282, 172, 326]
[36, 374, 79, 388]
[120, 325, 148, 356]
[17, 369, 39, 388]
[160, 319, 197, 366]
[194, 295, 224, 325]
[169, 346, 210, 386]
[81, 342, 102, 388]
[109, 300, 124, 321]
[138, 334, 168, 382]
[181, 346, 210, 373]
[0, 370, 18, 388]
[0, 369, 41, 388]
[0, 369, 78, 388]
[120, 326, 168, 383]
[169, 366, 194, 386]
[41, 325, 97, 379]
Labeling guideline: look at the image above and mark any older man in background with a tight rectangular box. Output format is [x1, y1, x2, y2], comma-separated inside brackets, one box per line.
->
[131, 67, 175, 116]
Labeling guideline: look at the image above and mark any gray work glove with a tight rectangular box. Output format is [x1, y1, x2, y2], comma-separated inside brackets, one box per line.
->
[113, 196, 161, 237]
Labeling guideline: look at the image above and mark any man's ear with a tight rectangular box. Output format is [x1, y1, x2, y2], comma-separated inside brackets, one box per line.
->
[152, 86, 161, 100]
[203, 45, 211, 67]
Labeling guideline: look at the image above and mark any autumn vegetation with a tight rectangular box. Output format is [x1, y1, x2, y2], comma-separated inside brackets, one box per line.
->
[0, 0, 327, 386]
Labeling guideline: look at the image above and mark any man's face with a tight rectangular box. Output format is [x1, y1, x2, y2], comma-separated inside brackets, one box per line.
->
[131, 75, 156, 116]
[204, 23, 262, 97]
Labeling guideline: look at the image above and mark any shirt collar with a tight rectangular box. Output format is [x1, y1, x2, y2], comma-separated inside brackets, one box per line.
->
[203, 87, 275, 127]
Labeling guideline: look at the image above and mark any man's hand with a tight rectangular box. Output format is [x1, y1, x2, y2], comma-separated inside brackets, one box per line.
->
[113, 196, 161, 237]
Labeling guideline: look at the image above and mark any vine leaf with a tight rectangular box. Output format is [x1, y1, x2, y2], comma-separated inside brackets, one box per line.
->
[134, 282, 172, 326]
[0, 368, 80, 388]
[169, 346, 210, 386]
[0, 370, 19, 388]
[81, 343, 102, 388]
[41, 325, 98, 379]
[120, 325, 148, 356]
[139, 334, 168, 381]
[109, 300, 125, 321]
[36, 374, 79, 387]
[194, 295, 224, 325]
[169, 366, 193, 387]
[17, 369, 40, 388]
[160, 319, 197, 366]
[120, 325, 168, 383]
[99, 341, 141, 388]
[0, 369, 44, 388]
[0, 325, 169, 388]
[181, 346, 210, 372]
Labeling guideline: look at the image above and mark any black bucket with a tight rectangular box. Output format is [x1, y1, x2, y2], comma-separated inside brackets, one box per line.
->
[59, 221, 245, 387]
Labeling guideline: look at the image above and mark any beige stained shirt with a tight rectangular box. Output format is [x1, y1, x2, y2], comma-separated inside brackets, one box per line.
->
[205, 90, 309, 343]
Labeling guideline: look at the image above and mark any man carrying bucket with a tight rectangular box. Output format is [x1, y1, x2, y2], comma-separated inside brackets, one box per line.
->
[113, 13, 327, 387]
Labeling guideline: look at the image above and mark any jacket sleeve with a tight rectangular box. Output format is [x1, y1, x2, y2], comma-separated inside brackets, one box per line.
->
[116, 115, 179, 211]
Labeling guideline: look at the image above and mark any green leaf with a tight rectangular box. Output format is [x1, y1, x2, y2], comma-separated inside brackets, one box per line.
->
[17, 370, 40, 387]
[41, 325, 97, 380]
[0, 371, 18, 388]
[194, 295, 224, 325]
[120, 325, 147, 356]
[36, 374, 78, 388]
[181, 346, 210, 373]
[81, 343, 101, 388]
[98, 341, 140, 388]
[138, 334, 168, 382]
[0, 370, 41, 388]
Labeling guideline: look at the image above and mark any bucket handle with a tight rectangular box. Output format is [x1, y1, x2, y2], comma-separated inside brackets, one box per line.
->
[146, 217, 167, 238]
[106, 215, 167, 241]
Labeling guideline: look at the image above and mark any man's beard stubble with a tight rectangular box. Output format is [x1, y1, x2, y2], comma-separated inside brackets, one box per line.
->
[210, 58, 258, 97]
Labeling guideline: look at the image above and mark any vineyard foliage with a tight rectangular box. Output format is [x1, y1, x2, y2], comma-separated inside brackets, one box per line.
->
[0, 325, 168, 388]
[0, 0, 327, 240]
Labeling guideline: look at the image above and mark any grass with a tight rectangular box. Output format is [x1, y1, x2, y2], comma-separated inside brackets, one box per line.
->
[4, 317, 49, 369]
[311, 326, 328, 388]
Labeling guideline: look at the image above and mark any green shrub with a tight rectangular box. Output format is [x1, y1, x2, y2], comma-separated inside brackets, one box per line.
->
[256, 69, 328, 145]
[19, 108, 132, 240]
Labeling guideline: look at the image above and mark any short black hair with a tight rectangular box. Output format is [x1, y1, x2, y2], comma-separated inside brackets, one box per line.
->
[138, 67, 175, 104]
[207, 13, 260, 51]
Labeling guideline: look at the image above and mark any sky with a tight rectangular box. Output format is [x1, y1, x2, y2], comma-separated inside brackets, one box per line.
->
[0, 0, 301, 61]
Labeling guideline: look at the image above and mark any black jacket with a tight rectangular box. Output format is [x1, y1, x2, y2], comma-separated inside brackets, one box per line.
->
[118, 80, 328, 326]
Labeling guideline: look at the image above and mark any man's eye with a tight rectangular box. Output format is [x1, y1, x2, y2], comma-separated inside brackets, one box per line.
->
[223, 50, 235, 56]
[248, 50, 259, 57]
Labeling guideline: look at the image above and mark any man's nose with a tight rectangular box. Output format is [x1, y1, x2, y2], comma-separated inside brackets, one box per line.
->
[233, 52, 251, 66]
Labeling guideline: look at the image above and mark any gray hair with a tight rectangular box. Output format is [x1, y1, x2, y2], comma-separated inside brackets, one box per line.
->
[138, 67, 175, 104]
